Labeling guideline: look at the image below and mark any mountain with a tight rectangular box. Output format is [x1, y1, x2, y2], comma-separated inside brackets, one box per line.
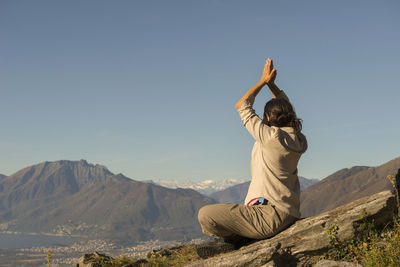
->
[299, 176, 319, 190]
[300, 157, 400, 218]
[210, 176, 318, 204]
[0, 174, 6, 180]
[152, 178, 246, 195]
[0, 160, 216, 245]
[210, 181, 250, 204]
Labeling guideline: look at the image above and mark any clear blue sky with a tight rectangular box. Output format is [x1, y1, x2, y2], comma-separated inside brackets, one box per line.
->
[1, 0, 399, 181]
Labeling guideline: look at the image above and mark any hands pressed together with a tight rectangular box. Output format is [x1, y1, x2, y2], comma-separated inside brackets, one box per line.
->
[260, 58, 277, 86]
[235, 57, 281, 110]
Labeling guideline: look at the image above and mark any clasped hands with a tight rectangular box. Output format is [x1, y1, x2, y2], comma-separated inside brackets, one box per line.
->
[260, 58, 277, 86]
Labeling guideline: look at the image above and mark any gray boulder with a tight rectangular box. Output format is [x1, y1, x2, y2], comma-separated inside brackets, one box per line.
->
[188, 190, 397, 267]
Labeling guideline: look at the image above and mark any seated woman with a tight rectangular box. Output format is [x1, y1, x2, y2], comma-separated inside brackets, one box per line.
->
[197, 58, 308, 259]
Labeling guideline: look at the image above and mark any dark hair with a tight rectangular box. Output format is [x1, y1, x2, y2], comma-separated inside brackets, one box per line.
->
[263, 98, 302, 131]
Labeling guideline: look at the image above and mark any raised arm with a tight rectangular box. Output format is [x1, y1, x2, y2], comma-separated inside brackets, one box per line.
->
[235, 81, 264, 110]
[235, 58, 279, 110]
[266, 79, 282, 99]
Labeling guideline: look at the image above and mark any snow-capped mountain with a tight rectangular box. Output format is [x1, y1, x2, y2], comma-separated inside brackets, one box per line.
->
[152, 178, 247, 195]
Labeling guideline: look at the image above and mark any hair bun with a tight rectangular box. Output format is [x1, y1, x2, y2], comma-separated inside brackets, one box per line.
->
[264, 98, 303, 131]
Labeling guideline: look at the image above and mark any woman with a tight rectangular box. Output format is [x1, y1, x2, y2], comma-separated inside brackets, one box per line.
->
[197, 58, 308, 258]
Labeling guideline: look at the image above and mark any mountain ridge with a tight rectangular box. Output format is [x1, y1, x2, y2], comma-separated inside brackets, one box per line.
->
[300, 157, 400, 217]
[152, 178, 247, 195]
[1, 157, 399, 245]
[0, 160, 215, 245]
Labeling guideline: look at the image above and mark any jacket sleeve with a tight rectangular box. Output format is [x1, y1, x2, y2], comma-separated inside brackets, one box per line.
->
[276, 90, 290, 102]
[237, 94, 277, 143]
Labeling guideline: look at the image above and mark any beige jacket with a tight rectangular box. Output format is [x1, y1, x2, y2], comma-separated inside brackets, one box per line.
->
[237, 91, 307, 218]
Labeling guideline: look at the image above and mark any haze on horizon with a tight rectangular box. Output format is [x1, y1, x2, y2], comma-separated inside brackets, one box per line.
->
[1, 0, 399, 182]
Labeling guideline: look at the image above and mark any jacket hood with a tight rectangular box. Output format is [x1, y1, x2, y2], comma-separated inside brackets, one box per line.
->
[278, 127, 308, 154]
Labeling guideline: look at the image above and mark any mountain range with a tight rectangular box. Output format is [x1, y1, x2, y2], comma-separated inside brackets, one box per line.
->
[208, 158, 400, 218]
[209, 177, 318, 204]
[1, 157, 399, 246]
[0, 160, 215, 245]
[152, 178, 247, 195]
[300, 157, 400, 217]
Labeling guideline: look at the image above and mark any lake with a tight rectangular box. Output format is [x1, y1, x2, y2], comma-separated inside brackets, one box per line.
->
[0, 233, 79, 249]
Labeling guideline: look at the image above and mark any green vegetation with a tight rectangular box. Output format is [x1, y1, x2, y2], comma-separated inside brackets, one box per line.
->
[146, 244, 200, 266]
[322, 173, 400, 266]
[80, 253, 142, 266]
[323, 216, 400, 266]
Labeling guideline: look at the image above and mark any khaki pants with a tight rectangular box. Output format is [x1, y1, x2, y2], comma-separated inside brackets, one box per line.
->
[198, 203, 296, 240]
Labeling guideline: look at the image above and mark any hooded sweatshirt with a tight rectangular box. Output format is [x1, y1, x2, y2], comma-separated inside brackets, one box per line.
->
[237, 90, 307, 218]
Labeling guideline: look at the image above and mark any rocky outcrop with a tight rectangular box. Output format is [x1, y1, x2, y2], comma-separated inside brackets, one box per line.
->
[73, 251, 113, 267]
[188, 190, 397, 267]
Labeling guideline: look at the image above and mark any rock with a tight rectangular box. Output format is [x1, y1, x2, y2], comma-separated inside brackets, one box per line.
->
[72, 251, 114, 267]
[188, 190, 397, 267]
[148, 247, 174, 257]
